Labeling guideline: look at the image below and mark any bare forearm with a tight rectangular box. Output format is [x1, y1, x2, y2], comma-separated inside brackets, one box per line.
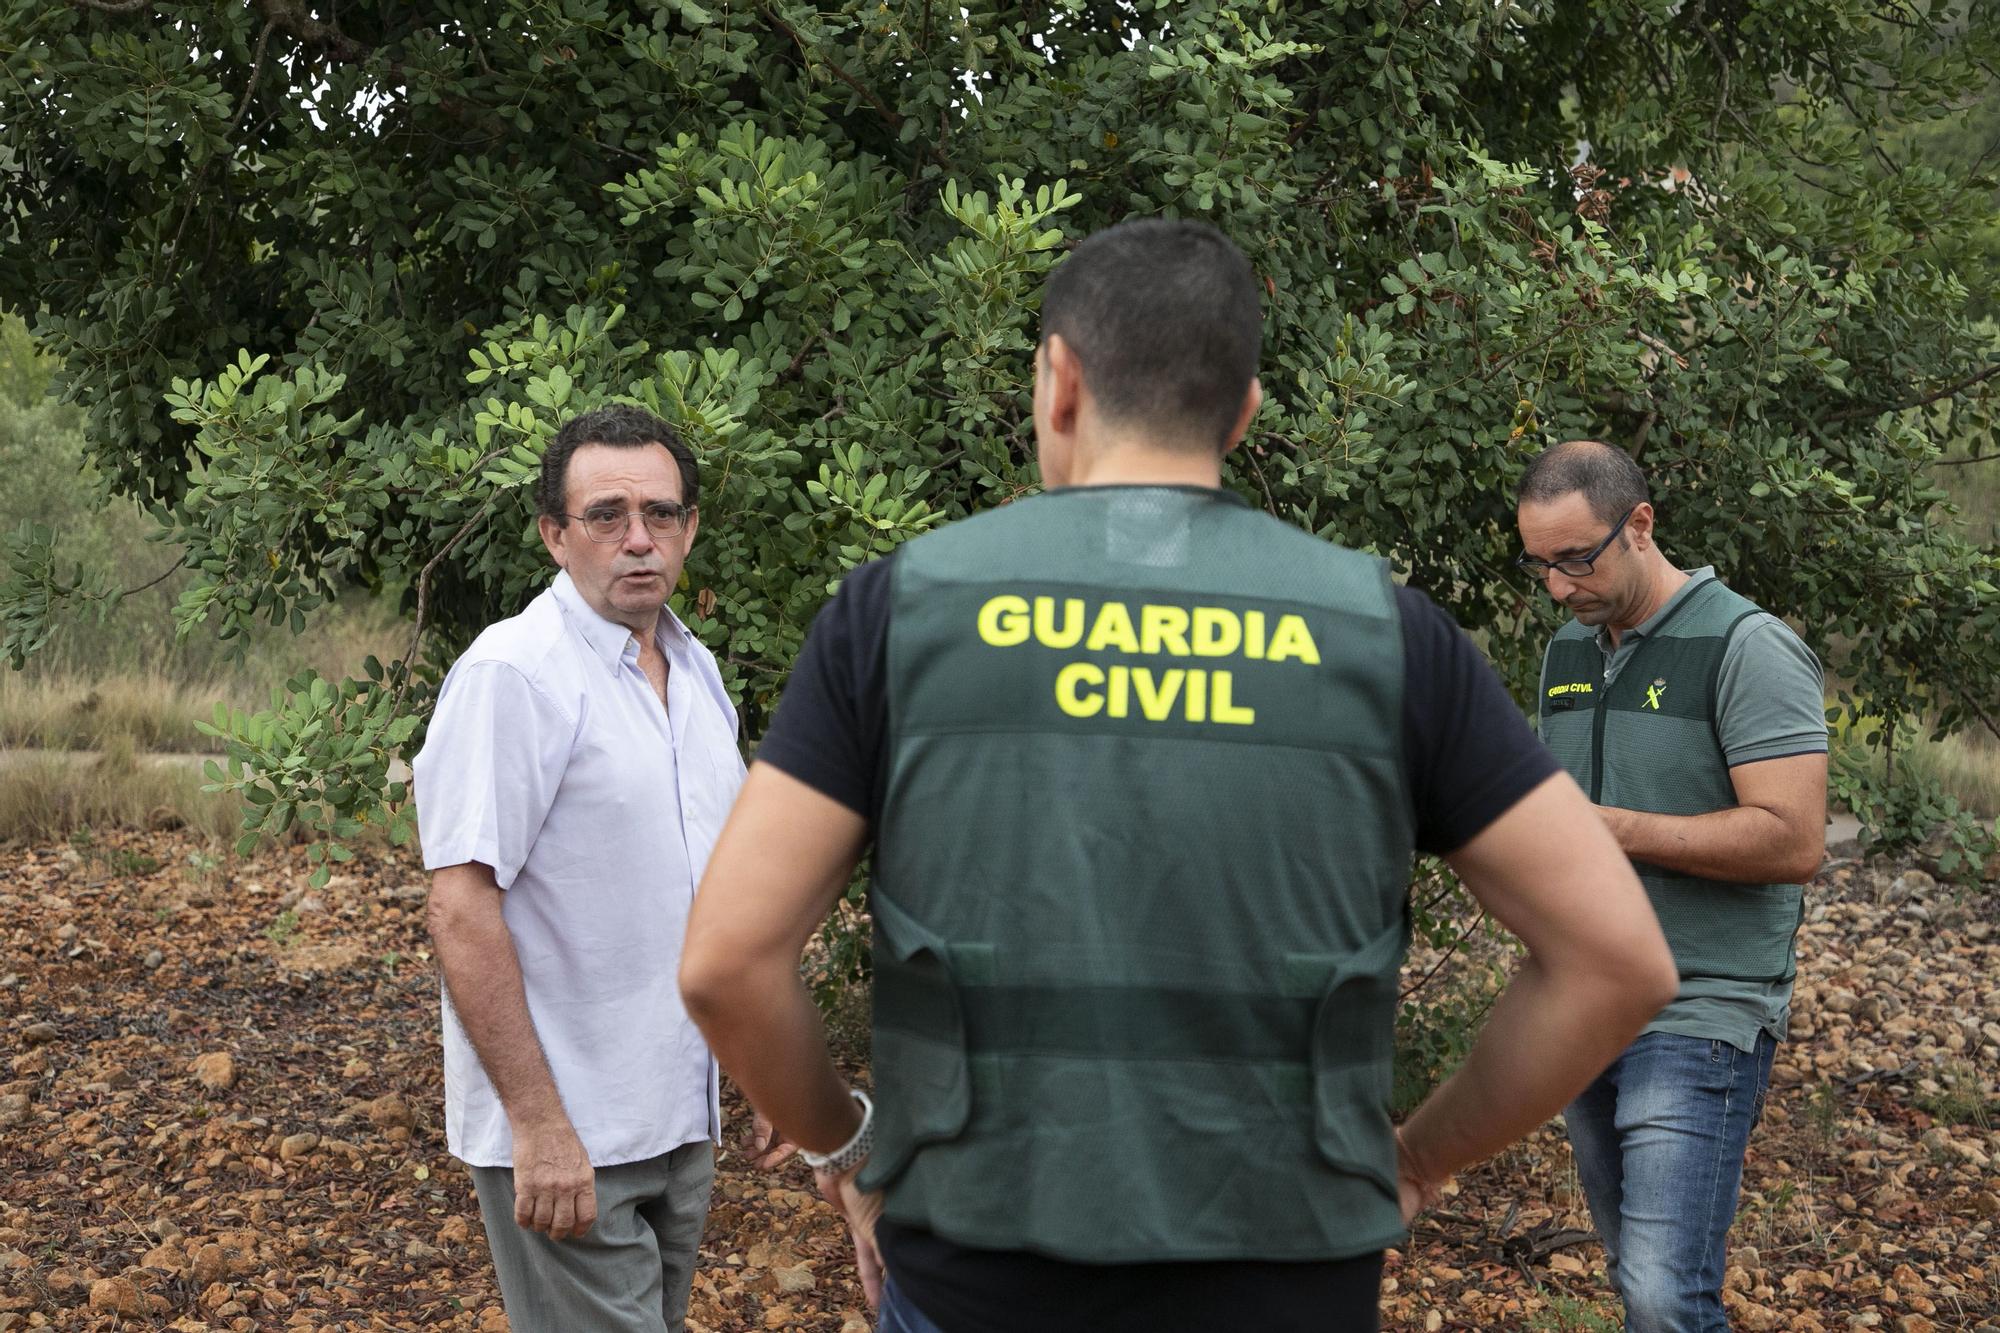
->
[684, 958, 859, 1155]
[1400, 955, 1658, 1184]
[431, 912, 570, 1132]
[1599, 803, 1818, 882]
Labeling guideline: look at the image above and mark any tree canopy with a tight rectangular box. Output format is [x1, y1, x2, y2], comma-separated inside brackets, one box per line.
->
[3, 0, 1997, 876]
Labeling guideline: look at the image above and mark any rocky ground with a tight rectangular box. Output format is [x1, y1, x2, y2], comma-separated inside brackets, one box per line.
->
[0, 831, 1995, 1331]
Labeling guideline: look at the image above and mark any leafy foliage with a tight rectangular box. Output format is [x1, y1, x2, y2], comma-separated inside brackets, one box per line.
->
[5, 1, 1999, 886]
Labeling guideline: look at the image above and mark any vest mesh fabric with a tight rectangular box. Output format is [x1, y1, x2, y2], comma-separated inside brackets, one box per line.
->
[1538, 578, 1804, 985]
[862, 486, 1413, 1264]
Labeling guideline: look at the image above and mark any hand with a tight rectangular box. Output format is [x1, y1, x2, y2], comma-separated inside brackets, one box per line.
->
[1395, 1126, 1445, 1225]
[511, 1119, 597, 1240]
[748, 1111, 797, 1169]
[817, 1163, 886, 1309]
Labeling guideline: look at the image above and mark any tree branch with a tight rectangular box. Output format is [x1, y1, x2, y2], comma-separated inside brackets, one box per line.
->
[387, 484, 505, 722]
[757, 5, 902, 129]
[119, 553, 187, 598]
[751, 4, 958, 176]
[228, 19, 279, 136]
[249, 0, 370, 65]
[1821, 362, 2000, 424]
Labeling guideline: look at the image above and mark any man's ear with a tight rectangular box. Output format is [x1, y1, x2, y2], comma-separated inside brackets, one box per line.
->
[1220, 377, 1264, 456]
[538, 513, 569, 568]
[1038, 334, 1086, 437]
[1627, 501, 1656, 549]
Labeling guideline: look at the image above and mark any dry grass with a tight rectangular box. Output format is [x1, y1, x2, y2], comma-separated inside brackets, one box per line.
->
[0, 596, 407, 840]
[0, 590, 406, 753]
[0, 670, 218, 751]
[1903, 725, 2000, 818]
[0, 735, 243, 847]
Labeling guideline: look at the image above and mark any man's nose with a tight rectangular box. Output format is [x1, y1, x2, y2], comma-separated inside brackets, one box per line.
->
[619, 513, 658, 552]
[1544, 569, 1575, 601]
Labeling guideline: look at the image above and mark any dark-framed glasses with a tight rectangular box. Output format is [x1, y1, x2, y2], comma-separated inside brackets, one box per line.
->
[563, 501, 695, 543]
[1515, 505, 1635, 580]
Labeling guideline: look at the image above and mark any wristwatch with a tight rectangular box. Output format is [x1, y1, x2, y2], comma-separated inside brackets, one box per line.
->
[800, 1089, 874, 1174]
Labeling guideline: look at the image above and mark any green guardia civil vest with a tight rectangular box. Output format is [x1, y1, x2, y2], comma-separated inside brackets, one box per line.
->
[1537, 577, 1804, 986]
[858, 485, 1414, 1264]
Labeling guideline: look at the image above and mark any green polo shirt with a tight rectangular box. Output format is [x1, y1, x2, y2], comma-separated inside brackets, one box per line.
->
[1585, 567, 1827, 1050]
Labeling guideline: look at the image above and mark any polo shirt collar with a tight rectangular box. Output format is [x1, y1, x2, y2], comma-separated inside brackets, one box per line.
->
[551, 570, 689, 675]
[1594, 565, 1717, 653]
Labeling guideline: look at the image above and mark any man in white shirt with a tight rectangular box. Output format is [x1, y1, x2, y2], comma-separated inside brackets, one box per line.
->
[415, 404, 770, 1333]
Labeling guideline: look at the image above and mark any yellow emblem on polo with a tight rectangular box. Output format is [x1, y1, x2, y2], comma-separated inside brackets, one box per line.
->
[1644, 678, 1667, 710]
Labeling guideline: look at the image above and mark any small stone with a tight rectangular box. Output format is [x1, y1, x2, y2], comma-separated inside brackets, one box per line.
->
[88, 1277, 144, 1316]
[774, 1262, 815, 1294]
[143, 949, 164, 970]
[192, 1243, 228, 1286]
[366, 1093, 414, 1130]
[140, 1240, 185, 1273]
[279, 1132, 320, 1161]
[1891, 870, 1937, 898]
[192, 1051, 237, 1091]
[0, 1095, 29, 1128]
[19, 1022, 56, 1046]
[404, 1239, 441, 1260]
[477, 1308, 509, 1333]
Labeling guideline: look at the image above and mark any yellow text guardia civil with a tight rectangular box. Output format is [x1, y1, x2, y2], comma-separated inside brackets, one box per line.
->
[975, 594, 1324, 726]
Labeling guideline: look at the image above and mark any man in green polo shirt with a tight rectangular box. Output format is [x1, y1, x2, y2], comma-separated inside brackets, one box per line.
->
[1516, 440, 1828, 1332]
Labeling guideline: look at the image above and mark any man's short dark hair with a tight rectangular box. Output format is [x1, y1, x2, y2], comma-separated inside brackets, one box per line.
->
[536, 404, 700, 518]
[1517, 440, 1649, 526]
[1040, 218, 1263, 452]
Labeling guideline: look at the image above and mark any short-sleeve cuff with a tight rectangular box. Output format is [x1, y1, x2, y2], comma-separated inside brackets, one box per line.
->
[418, 839, 521, 890]
[1724, 733, 1828, 767]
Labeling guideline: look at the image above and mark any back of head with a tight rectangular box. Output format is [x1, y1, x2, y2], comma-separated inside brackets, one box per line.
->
[1517, 440, 1649, 524]
[1040, 218, 1263, 452]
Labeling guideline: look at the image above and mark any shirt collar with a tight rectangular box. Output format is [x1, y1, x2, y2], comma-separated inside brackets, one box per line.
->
[550, 570, 691, 675]
[1595, 566, 1716, 652]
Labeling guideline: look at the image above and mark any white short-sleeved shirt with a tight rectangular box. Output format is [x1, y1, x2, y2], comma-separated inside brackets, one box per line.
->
[412, 571, 745, 1168]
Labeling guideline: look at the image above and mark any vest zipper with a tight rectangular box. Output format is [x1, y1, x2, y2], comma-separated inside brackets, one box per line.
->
[1590, 675, 1610, 803]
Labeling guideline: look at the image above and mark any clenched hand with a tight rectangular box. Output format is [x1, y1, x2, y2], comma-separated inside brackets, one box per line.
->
[512, 1119, 597, 1240]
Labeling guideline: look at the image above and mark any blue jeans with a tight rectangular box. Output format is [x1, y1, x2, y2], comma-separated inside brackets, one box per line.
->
[1564, 1030, 1777, 1333]
[878, 1274, 947, 1333]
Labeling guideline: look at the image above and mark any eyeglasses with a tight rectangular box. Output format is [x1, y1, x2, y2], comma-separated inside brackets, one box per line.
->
[561, 501, 696, 543]
[1515, 505, 1635, 579]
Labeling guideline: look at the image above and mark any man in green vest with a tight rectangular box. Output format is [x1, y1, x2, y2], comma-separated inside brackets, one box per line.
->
[680, 220, 1679, 1332]
[1516, 440, 1829, 1332]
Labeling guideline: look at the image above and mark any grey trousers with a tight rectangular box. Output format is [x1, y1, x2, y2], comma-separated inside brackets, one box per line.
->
[470, 1140, 715, 1333]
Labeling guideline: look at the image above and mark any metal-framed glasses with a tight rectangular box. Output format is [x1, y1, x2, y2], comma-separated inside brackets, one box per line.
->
[1514, 505, 1635, 579]
[562, 501, 696, 543]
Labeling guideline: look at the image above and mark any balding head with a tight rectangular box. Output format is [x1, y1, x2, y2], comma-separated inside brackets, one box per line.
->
[1517, 441, 1650, 527]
